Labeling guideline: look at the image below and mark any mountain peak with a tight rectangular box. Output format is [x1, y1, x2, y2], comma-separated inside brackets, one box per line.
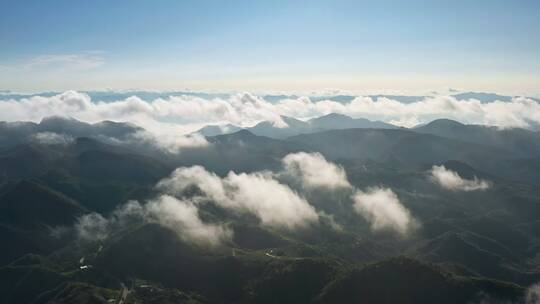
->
[39, 115, 79, 124]
[422, 119, 465, 128]
[222, 129, 257, 140]
[308, 113, 355, 124]
[195, 124, 242, 137]
[318, 113, 352, 120]
[308, 113, 395, 130]
[234, 128, 255, 135]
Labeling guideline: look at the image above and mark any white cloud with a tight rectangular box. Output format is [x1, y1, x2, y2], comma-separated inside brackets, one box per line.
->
[157, 156, 417, 235]
[31, 132, 74, 145]
[1, 91, 540, 137]
[282, 152, 351, 189]
[75, 197, 231, 247]
[145, 195, 232, 247]
[280, 153, 418, 235]
[127, 130, 209, 153]
[526, 282, 540, 304]
[430, 165, 491, 191]
[75, 155, 419, 241]
[157, 166, 319, 229]
[75, 213, 110, 242]
[352, 187, 417, 235]
[25, 53, 105, 70]
[157, 166, 228, 201]
[224, 171, 319, 229]
[0, 90, 209, 152]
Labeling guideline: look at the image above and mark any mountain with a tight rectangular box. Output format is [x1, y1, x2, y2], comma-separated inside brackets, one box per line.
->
[195, 124, 243, 137]
[67, 148, 171, 184]
[32, 282, 120, 304]
[0, 121, 37, 147]
[0, 136, 170, 183]
[367, 94, 426, 103]
[0, 143, 62, 179]
[196, 113, 398, 139]
[412, 231, 526, 282]
[37, 116, 142, 139]
[316, 257, 524, 304]
[0, 225, 42, 266]
[1, 117, 540, 303]
[451, 92, 513, 103]
[248, 116, 311, 138]
[0, 264, 66, 304]
[0, 116, 142, 149]
[415, 119, 540, 157]
[0, 180, 86, 229]
[0, 180, 88, 265]
[179, 130, 311, 174]
[287, 128, 508, 168]
[308, 113, 396, 131]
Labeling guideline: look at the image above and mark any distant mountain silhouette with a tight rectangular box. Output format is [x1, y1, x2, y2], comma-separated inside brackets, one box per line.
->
[415, 119, 540, 157]
[194, 113, 397, 139]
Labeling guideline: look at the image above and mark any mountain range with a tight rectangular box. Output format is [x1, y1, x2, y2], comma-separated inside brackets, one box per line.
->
[195, 113, 397, 138]
[1, 114, 540, 303]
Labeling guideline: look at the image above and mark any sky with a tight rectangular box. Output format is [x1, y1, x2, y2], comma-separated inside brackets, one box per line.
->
[0, 0, 539, 95]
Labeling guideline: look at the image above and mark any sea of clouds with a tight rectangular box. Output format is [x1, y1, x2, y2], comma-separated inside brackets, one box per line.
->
[1, 90, 540, 137]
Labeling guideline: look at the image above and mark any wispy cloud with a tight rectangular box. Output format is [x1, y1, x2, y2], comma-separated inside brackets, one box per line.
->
[0, 52, 106, 73]
[31, 131, 74, 145]
[281, 152, 351, 190]
[526, 282, 540, 304]
[25, 52, 105, 70]
[352, 187, 418, 235]
[430, 165, 491, 191]
[74, 152, 419, 244]
[157, 166, 319, 230]
[76, 197, 232, 247]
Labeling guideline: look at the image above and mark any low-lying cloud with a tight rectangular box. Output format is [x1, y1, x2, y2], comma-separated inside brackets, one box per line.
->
[352, 187, 417, 235]
[76, 196, 231, 247]
[126, 130, 209, 153]
[76, 213, 110, 242]
[281, 152, 351, 190]
[280, 152, 416, 235]
[526, 282, 540, 304]
[430, 165, 491, 191]
[32, 131, 74, 145]
[157, 166, 319, 229]
[145, 195, 232, 246]
[75, 153, 418, 242]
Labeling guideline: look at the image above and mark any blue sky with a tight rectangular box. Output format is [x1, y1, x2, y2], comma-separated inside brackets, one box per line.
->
[0, 0, 539, 94]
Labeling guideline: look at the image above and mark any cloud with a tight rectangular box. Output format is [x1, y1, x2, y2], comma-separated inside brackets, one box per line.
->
[74, 155, 417, 241]
[430, 165, 491, 191]
[1, 91, 210, 153]
[280, 153, 417, 235]
[31, 132, 74, 145]
[156, 160, 415, 235]
[157, 166, 228, 201]
[145, 195, 232, 246]
[157, 166, 319, 229]
[74, 161, 323, 245]
[75, 197, 231, 247]
[352, 187, 417, 235]
[25, 53, 105, 70]
[125, 130, 209, 153]
[526, 282, 540, 304]
[2, 91, 540, 138]
[75, 213, 110, 242]
[281, 152, 351, 189]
